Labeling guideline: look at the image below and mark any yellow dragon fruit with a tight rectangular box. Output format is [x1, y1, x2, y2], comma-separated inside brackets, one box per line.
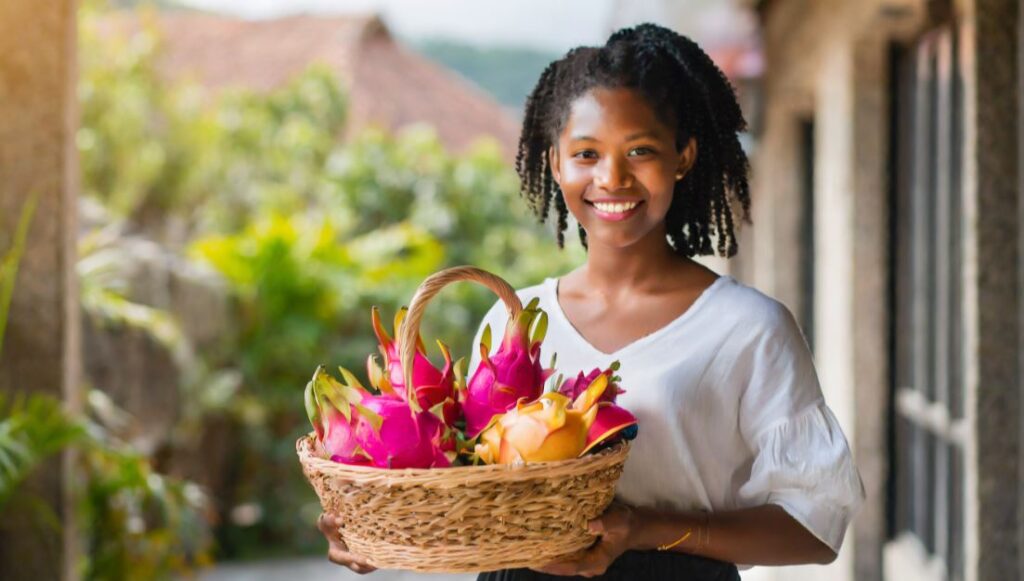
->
[556, 361, 637, 453]
[475, 372, 629, 464]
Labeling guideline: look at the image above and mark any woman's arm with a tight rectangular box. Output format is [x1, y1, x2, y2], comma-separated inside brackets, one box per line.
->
[535, 502, 836, 577]
[627, 503, 836, 565]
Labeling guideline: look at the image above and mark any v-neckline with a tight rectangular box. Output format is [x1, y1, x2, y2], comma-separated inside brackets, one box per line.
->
[546, 274, 730, 359]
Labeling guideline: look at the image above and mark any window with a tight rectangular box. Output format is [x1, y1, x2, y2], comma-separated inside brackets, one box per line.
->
[888, 17, 965, 581]
[799, 118, 815, 352]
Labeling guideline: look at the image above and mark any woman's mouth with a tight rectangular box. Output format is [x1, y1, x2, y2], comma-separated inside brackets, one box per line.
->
[586, 200, 643, 222]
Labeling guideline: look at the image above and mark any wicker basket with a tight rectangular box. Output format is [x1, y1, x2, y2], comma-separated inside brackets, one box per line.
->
[296, 265, 632, 573]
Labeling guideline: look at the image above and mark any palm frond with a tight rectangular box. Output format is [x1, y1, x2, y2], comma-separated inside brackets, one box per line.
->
[0, 392, 86, 510]
[0, 193, 38, 355]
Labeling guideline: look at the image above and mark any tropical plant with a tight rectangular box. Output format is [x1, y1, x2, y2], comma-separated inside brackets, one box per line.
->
[78, 390, 215, 580]
[0, 393, 86, 514]
[0, 195, 81, 517]
[0, 194, 36, 354]
[0, 192, 215, 578]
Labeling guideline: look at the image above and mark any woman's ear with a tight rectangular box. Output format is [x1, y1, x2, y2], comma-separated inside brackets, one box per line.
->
[548, 145, 561, 183]
[675, 137, 698, 181]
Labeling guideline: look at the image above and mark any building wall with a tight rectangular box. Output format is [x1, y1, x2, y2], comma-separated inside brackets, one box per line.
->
[753, 0, 1023, 580]
[750, 1, 925, 580]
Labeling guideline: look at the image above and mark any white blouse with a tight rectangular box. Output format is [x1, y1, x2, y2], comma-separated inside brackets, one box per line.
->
[467, 274, 865, 555]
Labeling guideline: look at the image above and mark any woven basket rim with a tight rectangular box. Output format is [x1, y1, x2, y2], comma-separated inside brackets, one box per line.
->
[296, 433, 630, 483]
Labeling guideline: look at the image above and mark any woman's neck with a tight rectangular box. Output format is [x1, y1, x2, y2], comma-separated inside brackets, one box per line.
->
[578, 225, 691, 293]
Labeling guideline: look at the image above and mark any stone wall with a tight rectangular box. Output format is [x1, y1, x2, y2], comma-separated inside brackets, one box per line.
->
[969, 0, 1021, 578]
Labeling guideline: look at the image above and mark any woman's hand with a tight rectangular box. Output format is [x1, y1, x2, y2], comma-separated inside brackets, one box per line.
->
[531, 502, 636, 577]
[317, 513, 377, 575]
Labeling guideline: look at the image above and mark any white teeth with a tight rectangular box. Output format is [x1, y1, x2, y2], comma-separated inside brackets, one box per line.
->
[592, 201, 639, 213]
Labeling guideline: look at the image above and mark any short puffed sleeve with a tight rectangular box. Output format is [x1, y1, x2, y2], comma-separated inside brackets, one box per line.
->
[733, 300, 865, 554]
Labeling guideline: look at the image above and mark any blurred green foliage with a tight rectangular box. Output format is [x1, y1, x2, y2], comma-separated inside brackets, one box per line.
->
[78, 0, 585, 562]
[0, 195, 214, 580]
[78, 391, 215, 580]
[0, 388, 216, 581]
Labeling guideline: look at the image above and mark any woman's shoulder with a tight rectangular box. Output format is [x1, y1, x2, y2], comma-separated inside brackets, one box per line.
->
[479, 277, 553, 323]
[708, 275, 803, 338]
[514, 277, 552, 299]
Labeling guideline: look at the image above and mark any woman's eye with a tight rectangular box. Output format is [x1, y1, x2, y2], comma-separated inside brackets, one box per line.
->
[573, 150, 598, 160]
[629, 147, 655, 156]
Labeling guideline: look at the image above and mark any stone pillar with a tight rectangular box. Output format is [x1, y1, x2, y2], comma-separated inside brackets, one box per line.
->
[967, 0, 1022, 579]
[0, 0, 81, 580]
[846, 28, 892, 581]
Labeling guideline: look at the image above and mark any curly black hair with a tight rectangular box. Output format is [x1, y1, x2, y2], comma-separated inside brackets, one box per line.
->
[515, 23, 751, 257]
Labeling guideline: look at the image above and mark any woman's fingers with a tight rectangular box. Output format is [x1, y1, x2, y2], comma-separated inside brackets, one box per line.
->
[327, 545, 377, 574]
[318, 512, 377, 573]
[574, 543, 614, 577]
[317, 513, 348, 548]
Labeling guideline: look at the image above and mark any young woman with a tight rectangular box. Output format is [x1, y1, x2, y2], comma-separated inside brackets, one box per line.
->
[319, 22, 865, 580]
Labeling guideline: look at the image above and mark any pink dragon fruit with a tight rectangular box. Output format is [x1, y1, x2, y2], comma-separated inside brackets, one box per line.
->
[305, 364, 456, 468]
[463, 297, 555, 437]
[556, 361, 637, 454]
[369, 306, 460, 424]
[353, 395, 455, 469]
[557, 361, 625, 403]
[304, 365, 369, 464]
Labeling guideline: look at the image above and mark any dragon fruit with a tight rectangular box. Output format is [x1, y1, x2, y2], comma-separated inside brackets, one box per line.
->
[353, 395, 455, 469]
[463, 297, 555, 436]
[370, 306, 460, 424]
[583, 403, 638, 454]
[557, 361, 625, 403]
[474, 372, 618, 464]
[304, 365, 369, 464]
[556, 361, 637, 453]
[305, 363, 456, 469]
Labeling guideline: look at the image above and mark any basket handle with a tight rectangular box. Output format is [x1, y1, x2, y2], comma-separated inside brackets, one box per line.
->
[398, 265, 523, 411]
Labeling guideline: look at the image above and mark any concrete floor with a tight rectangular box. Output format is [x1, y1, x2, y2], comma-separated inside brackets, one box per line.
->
[196, 558, 475, 581]
[195, 557, 774, 581]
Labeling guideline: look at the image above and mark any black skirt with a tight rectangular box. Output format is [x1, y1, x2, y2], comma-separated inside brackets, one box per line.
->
[476, 550, 740, 581]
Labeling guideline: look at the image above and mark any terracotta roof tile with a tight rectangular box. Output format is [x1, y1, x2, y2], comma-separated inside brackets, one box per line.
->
[97, 12, 521, 158]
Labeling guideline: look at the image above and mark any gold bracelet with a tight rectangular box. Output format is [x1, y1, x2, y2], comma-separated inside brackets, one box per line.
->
[656, 529, 691, 551]
[696, 512, 711, 551]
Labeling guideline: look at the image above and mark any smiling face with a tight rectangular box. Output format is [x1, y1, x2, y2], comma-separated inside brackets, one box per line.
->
[548, 86, 697, 251]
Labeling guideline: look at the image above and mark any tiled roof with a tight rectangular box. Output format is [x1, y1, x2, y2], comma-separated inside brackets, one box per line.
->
[97, 12, 522, 157]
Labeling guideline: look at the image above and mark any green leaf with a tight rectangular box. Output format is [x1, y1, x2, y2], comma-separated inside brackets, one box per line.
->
[531, 310, 548, 345]
[313, 369, 350, 422]
[481, 324, 491, 352]
[337, 366, 367, 391]
[303, 380, 321, 435]
[0, 193, 38, 356]
[0, 392, 84, 511]
[352, 403, 382, 433]
[428, 400, 448, 422]
[452, 356, 467, 391]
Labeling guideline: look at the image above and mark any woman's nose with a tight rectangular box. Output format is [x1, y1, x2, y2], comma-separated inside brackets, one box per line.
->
[594, 155, 633, 190]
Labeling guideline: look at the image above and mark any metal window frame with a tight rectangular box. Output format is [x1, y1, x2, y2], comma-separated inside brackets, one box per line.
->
[888, 16, 966, 581]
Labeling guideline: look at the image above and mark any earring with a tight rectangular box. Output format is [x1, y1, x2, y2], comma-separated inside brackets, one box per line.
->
[675, 172, 684, 181]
